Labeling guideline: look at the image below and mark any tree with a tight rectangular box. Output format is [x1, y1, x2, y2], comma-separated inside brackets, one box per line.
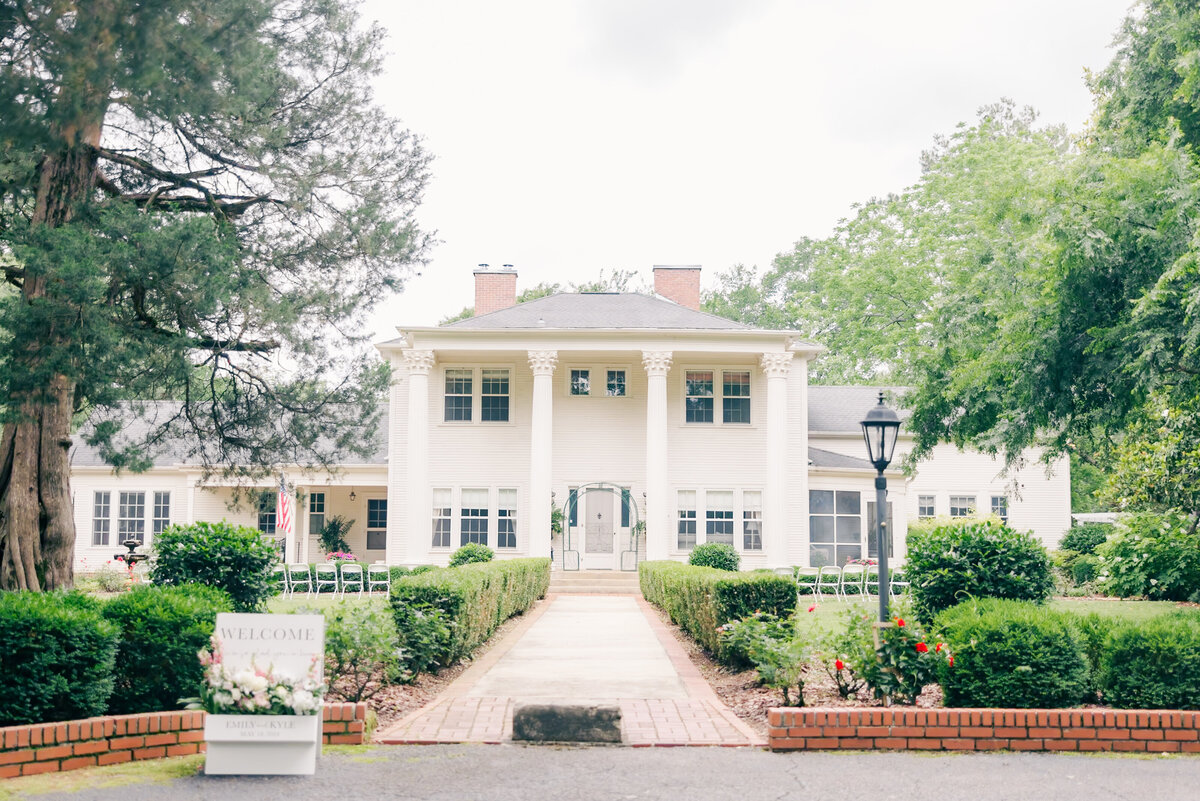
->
[0, 1, 430, 590]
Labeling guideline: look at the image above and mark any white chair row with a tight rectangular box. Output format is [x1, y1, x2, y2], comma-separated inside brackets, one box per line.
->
[778, 563, 910, 602]
[273, 562, 391, 598]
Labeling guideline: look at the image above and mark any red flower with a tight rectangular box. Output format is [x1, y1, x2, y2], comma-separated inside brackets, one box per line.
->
[935, 642, 944, 653]
[807, 605, 816, 613]
[895, 617, 905, 627]
[835, 659, 845, 671]
[948, 655, 954, 667]
[915, 642, 929, 653]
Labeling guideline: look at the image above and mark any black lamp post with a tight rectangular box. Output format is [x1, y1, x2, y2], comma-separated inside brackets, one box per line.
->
[861, 391, 900, 624]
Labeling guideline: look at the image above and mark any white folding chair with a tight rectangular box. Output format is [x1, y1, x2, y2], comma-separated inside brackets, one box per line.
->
[339, 563, 365, 597]
[840, 564, 867, 601]
[890, 564, 911, 598]
[794, 566, 821, 596]
[314, 563, 339, 595]
[286, 563, 312, 597]
[815, 565, 841, 599]
[270, 563, 289, 596]
[367, 562, 391, 595]
[864, 564, 881, 598]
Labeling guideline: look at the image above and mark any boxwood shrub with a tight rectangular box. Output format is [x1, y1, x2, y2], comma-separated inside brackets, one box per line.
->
[150, 520, 278, 611]
[1097, 611, 1200, 709]
[0, 592, 119, 726]
[1059, 522, 1112, 554]
[638, 561, 795, 662]
[906, 519, 1054, 622]
[101, 584, 233, 715]
[688, 543, 740, 572]
[933, 598, 1090, 708]
[390, 558, 549, 667]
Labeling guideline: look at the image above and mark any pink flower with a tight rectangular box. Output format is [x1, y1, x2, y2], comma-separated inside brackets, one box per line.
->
[915, 642, 929, 654]
[835, 659, 845, 671]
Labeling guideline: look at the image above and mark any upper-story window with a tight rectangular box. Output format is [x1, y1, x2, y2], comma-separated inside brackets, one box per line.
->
[685, 369, 752, 424]
[570, 369, 590, 396]
[443, 368, 509, 423]
[685, 371, 714, 423]
[606, 370, 626, 397]
[723, 371, 751, 423]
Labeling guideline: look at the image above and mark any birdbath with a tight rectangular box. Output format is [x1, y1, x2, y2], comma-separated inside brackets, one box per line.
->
[113, 539, 148, 584]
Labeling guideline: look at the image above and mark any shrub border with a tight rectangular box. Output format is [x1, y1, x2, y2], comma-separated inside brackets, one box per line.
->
[0, 703, 368, 778]
[767, 707, 1200, 752]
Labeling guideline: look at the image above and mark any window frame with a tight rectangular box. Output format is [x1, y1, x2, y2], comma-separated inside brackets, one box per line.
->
[497, 488, 518, 549]
[680, 365, 758, 426]
[704, 490, 735, 546]
[990, 495, 1008, 523]
[568, 367, 591, 396]
[808, 488, 864, 567]
[721, 370, 752, 424]
[742, 490, 763, 551]
[152, 491, 171, 536]
[118, 491, 147, 545]
[460, 488, 490, 547]
[917, 495, 936, 519]
[441, 365, 514, 425]
[366, 498, 387, 551]
[432, 488, 452, 549]
[605, 368, 628, 397]
[949, 495, 977, 517]
[677, 490, 697, 550]
[92, 491, 111, 547]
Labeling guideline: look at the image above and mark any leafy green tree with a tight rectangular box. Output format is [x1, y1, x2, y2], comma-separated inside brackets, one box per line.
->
[0, 1, 430, 590]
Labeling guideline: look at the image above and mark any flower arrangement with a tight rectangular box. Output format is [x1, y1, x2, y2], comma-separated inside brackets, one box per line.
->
[189, 635, 325, 715]
[326, 551, 356, 561]
[844, 558, 879, 566]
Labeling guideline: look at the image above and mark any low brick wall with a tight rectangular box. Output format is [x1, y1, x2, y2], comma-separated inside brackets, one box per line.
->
[768, 708, 1200, 753]
[0, 703, 369, 778]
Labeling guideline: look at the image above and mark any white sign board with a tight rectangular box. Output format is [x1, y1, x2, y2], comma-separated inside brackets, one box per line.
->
[213, 612, 325, 682]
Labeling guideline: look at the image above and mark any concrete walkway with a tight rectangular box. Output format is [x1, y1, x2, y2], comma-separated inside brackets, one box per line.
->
[377, 595, 763, 747]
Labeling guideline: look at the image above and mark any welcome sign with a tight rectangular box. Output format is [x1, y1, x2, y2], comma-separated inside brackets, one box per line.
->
[214, 612, 325, 679]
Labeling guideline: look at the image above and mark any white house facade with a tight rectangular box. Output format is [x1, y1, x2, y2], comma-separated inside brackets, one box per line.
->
[69, 266, 1071, 572]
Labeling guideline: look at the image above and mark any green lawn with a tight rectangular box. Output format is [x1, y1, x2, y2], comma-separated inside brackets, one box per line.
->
[266, 593, 386, 614]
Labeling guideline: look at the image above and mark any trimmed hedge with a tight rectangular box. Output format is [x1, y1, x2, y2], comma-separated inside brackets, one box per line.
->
[0, 592, 118, 726]
[639, 561, 795, 661]
[151, 520, 278, 611]
[389, 558, 549, 666]
[689, 543, 740, 571]
[1060, 522, 1112, 555]
[1098, 611, 1200, 709]
[906, 519, 1054, 622]
[933, 599, 1090, 708]
[101, 584, 233, 715]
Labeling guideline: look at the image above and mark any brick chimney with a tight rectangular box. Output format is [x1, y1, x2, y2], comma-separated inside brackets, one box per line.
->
[473, 265, 517, 316]
[653, 266, 701, 310]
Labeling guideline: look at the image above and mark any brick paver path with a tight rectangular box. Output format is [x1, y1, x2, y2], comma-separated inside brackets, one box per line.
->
[377, 594, 763, 747]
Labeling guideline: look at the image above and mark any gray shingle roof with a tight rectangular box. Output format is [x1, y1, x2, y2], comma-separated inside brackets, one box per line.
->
[808, 386, 910, 433]
[808, 447, 875, 470]
[444, 293, 753, 330]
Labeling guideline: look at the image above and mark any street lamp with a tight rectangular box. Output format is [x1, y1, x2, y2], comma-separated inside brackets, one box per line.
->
[861, 391, 900, 623]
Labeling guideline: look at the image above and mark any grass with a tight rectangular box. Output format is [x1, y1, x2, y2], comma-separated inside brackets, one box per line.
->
[0, 755, 203, 800]
[266, 593, 387, 613]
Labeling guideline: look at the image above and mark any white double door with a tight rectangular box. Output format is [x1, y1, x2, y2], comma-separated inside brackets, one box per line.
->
[580, 490, 620, 570]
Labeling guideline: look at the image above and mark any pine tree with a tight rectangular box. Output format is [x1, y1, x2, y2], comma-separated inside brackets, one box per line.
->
[0, 1, 431, 590]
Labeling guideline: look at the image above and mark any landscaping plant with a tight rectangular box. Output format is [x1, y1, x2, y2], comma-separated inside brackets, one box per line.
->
[1097, 611, 1200, 709]
[1096, 511, 1200, 601]
[719, 612, 811, 706]
[855, 609, 947, 705]
[150, 521, 279, 611]
[816, 608, 874, 699]
[1059, 523, 1112, 554]
[688, 542, 740, 572]
[318, 515, 355, 556]
[323, 599, 404, 700]
[449, 542, 494, 567]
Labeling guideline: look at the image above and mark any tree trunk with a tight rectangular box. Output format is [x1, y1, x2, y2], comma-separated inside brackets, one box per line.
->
[0, 128, 101, 591]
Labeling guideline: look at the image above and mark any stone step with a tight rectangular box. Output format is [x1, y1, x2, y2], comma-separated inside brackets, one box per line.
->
[549, 570, 642, 595]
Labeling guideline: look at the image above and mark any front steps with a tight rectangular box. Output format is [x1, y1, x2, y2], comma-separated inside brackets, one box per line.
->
[548, 569, 641, 595]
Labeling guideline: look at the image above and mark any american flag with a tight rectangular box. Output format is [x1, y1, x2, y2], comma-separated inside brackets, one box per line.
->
[277, 474, 293, 554]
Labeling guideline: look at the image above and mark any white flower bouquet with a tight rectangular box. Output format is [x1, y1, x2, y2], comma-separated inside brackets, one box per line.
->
[188, 635, 326, 716]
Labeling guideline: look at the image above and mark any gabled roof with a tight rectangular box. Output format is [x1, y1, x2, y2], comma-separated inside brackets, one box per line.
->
[443, 292, 753, 331]
[808, 386, 910, 433]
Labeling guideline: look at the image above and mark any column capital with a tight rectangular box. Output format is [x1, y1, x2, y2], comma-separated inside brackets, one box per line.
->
[528, 350, 559, 376]
[760, 352, 793, 379]
[641, 351, 673, 377]
[402, 349, 436, 375]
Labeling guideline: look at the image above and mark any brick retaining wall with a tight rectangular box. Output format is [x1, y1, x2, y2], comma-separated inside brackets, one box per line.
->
[0, 703, 368, 778]
[768, 708, 1200, 752]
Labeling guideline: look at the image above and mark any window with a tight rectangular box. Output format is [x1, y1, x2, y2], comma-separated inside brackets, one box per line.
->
[497, 489, 517, 548]
[743, 491, 763, 551]
[444, 369, 473, 422]
[722, 371, 751, 424]
[866, 501, 894, 559]
[567, 488, 578, 527]
[480, 369, 509, 422]
[809, 489, 861, 566]
[950, 495, 976, 517]
[310, 492, 326, 542]
[607, 370, 626, 397]
[620, 488, 631, 528]
[366, 499, 387, 550]
[918, 495, 935, 519]
[704, 491, 734, 545]
[461, 488, 489, 546]
[258, 493, 277, 535]
[152, 492, 171, 536]
[432, 489, 452, 548]
[92, 491, 111, 546]
[677, 490, 697, 550]
[991, 495, 1008, 523]
[570, 369, 590, 396]
[685, 371, 714, 423]
[118, 491, 146, 545]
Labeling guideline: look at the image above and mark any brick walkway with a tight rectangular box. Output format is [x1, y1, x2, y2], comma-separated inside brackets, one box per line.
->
[377, 594, 764, 747]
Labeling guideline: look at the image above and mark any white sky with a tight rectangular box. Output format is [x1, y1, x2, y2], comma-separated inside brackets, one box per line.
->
[360, 0, 1135, 339]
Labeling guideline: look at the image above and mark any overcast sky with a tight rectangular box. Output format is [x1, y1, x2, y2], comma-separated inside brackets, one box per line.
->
[359, 0, 1135, 339]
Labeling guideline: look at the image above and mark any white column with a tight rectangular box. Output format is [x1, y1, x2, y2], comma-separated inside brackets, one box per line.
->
[299, 490, 311, 565]
[761, 352, 793, 568]
[528, 351, 558, 558]
[403, 350, 436, 565]
[642, 351, 673, 561]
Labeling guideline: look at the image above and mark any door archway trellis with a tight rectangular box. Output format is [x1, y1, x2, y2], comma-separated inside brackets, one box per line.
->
[558, 482, 641, 572]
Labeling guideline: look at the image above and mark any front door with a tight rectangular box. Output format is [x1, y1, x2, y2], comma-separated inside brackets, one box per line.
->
[582, 490, 616, 570]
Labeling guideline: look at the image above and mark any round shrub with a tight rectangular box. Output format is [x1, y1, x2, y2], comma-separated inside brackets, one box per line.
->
[689, 543, 740, 572]
[1098, 611, 1200, 708]
[933, 598, 1090, 708]
[906, 519, 1053, 622]
[449, 543, 494, 567]
[0, 592, 118, 726]
[1059, 522, 1112, 554]
[322, 598, 404, 701]
[1071, 554, 1100, 585]
[101, 584, 233, 714]
[1097, 511, 1200, 601]
[150, 521, 279, 611]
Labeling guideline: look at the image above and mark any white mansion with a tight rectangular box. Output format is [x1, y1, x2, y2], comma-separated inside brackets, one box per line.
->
[70, 267, 1071, 571]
